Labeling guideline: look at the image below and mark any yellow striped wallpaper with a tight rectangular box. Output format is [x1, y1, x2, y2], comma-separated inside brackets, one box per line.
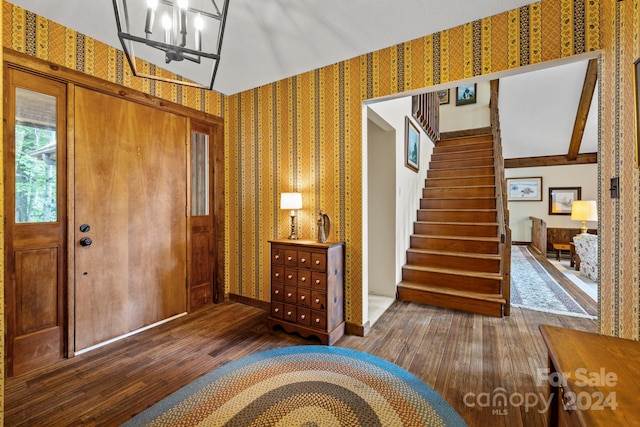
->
[2, 0, 640, 341]
[224, 0, 603, 328]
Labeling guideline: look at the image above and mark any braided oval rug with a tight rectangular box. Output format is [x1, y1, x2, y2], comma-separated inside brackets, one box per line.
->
[122, 346, 467, 427]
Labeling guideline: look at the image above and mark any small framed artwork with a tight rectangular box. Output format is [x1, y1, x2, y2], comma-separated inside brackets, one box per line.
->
[456, 83, 477, 106]
[437, 89, 450, 105]
[507, 177, 542, 201]
[405, 116, 420, 172]
[634, 57, 640, 167]
[549, 187, 581, 215]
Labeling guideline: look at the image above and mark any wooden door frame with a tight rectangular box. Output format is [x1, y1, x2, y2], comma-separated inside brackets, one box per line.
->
[4, 49, 225, 356]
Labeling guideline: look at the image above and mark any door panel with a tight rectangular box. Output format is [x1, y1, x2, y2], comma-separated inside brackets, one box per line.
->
[189, 121, 216, 311]
[4, 68, 67, 376]
[74, 87, 187, 351]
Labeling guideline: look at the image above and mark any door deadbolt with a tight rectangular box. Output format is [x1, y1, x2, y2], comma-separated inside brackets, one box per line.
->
[79, 224, 91, 233]
[79, 237, 93, 247]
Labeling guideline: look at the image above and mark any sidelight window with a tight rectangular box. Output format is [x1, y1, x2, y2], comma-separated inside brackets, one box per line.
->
[14, 87, 58, 223]
[191, 131, 210, 216]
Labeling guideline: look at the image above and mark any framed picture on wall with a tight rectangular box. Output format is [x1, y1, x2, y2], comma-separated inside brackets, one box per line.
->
[507, 177, 542, 201]
[405, 116, 420, 172]
[549, 187, 581, 215]
[635, 57, 640, 167]
[456, 83, 477, 106]
[437, 89, 450, 105]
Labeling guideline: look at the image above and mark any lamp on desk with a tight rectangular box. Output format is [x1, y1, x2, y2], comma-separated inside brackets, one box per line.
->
[571, 200, 598, 234]
[281, 192, 302, 239]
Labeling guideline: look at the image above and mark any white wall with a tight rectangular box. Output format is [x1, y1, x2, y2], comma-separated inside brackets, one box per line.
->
[440, 81, 491, 132]
[505, 164, 598, 242]
[367, 119, 396, 296]
[365, 98, 434, 294]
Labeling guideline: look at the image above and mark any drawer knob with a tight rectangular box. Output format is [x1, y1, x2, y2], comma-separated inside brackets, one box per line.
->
[274, 308, 279, 313]
[301, 295, 306, 300]
[301, 258, 306, 263]
[315, 298, 320, 304]
[287, 311, 292, 316]
[287, 292, 292, 298]
[275, 273, 280, 278]
[287, 275, 293, 279]
[300, 314, 306, 320]
[274, 290, 280, 295]
[315, 318, 320, 323]
[288, 256, 293, 261]
[315, 260, 320, 265]
[275, 254, 280, 259]
[315, 279, 321, 285]
[301, 277, 306, 282]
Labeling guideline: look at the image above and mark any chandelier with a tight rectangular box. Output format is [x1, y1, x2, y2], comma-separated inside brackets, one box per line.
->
[112, 0, 229, 90]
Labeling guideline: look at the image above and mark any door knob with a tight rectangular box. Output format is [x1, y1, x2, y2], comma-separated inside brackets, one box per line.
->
[80, 237, 93, 247]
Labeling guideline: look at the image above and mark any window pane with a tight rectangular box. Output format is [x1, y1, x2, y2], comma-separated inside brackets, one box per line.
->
[15, 88, 58, 223]
[191, 131, 209, 216]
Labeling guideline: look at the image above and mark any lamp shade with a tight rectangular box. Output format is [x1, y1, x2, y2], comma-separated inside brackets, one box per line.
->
[571, 200, 598, 221]
[280, 192, 302, 210]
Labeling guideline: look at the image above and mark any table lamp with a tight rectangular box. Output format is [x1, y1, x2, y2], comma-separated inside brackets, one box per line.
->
[281, 192, 302, 239]
[571, 200, 597, 234]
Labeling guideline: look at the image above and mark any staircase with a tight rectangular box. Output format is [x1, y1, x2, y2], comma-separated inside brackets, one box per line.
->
[397, 131, 509, 317]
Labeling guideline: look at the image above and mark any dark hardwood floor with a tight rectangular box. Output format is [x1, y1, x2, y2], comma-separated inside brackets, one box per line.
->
[5, 300, 596, 427]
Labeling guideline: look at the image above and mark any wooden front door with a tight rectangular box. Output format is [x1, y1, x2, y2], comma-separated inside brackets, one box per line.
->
[4, 68, 68, 376]
[73, 87, 188, 351]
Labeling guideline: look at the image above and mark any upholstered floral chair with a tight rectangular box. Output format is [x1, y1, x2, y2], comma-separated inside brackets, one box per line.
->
[573, 233, 598, 281]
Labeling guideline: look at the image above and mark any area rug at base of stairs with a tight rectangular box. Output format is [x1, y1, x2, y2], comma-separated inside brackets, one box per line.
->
[122, 346, 467, 427]
[511, 245, 595, 318]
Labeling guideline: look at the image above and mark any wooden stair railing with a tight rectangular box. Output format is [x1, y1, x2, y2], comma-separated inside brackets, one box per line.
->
[489, 79, 511, 316]
[412, 92, 440, 142]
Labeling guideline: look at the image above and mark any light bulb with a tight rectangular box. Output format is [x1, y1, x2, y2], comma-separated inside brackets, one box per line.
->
[194, 14, 204, 31]
[161, 13, 172, 30]
[146, 0, 158, 10]
[177, 0, 188, 10]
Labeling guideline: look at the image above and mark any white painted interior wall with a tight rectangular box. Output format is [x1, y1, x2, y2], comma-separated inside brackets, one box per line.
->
[505, 164, 598, 242]
[365, 98, 434, 297]
[366, 118, 397, 297]
[439, 81, 491, 132]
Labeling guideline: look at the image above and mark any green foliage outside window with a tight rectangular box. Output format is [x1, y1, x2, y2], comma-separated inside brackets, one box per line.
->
[15, 124, 57, 223]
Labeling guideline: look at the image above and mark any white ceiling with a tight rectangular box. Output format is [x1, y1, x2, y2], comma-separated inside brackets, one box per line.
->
[7, 0, 535, 95]
[499, 60, 598, 158]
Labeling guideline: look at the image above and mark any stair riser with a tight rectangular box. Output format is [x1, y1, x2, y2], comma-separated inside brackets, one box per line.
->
[410, 236, 499, 254]
[425, 176, 495, 187]
[406, 252, 501, 273]
[401, 268, 501, 294]
[423, 187, 495, 198]
[397, 287, 503, 317]
[414, 222, 498, 237]
[417, 210, 497, 222]
[437, 135, 493, 146]
[429, 158, 494, 169]
[427, 167, 494, 178]
[430, 149, 493, 162]
[434, 142, 493, 153]
[420, 198, 496, 210]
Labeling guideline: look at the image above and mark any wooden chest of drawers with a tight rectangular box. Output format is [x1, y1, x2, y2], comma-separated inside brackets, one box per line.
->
[267, 239, 345, 345]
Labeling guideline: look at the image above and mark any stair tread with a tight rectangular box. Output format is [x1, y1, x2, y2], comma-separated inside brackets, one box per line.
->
[432, 148, 493, 155]
[424, 185, 496, 190]
[415, 220, 499, 226]
[418, 208, 497, 212]
[427, 175, 495, 180]
[402, 264, 502, 279]
[406, 248, 501, 260]
[431, 156, 494, 161]
[411, 234, 500, 242]
[398, 281, 506, 302]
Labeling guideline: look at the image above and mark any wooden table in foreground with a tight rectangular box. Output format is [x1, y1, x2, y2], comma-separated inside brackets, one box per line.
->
[539, 325, 640, 426]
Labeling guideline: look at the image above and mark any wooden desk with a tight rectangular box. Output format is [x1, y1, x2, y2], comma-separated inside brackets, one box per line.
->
[540, 325, 640, 426]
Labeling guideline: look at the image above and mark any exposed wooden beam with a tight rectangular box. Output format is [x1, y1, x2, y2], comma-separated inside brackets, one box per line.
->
[505, 152, 597, 168]
[567, 58, 598, 161]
